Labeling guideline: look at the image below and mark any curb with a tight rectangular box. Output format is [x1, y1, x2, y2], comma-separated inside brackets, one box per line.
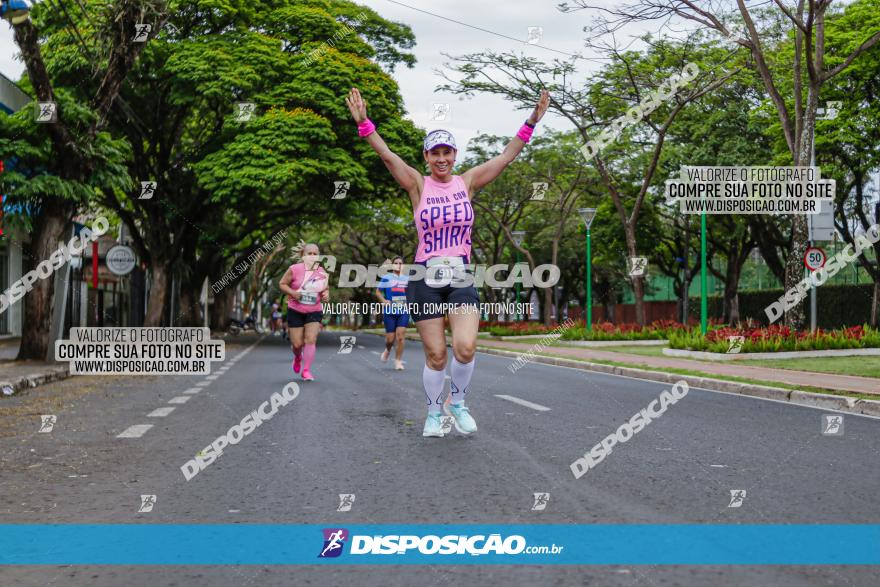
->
[0, 365, 71, 398]
[472, 345, 880, 418]
[663, 347, 880, 361]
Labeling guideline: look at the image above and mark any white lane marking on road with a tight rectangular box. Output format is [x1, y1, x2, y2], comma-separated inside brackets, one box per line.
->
[710, 464, 728, 468]
[358, 345, 365, 349]
[196, 381, 211, 387]
[494, 394, 551, 412]
[117, 424, 153, 438]
[184, 387, 201, 394]
[147, 407, 176, 417]
[484, 351, 880, 421]
[168, 396, 191, 404]
[206, 374, 220, 380]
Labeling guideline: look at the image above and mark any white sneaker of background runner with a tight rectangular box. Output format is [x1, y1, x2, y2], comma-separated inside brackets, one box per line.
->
[422, 364, 445, 414]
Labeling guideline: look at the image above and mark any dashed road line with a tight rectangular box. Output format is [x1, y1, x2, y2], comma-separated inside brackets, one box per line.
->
[168, 396, 191, 404]
[184, 387, 201, 394]
[147, 407, 176, 417]
[494, 394, 551, 412]
[117, 424, 153, 438]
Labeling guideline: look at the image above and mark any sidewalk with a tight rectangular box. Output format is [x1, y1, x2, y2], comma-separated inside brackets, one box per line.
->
[475, 338, 880, 396]
[0, 338, 70, 396]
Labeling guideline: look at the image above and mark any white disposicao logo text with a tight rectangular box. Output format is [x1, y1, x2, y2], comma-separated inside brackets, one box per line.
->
[349, 534, 527, 555]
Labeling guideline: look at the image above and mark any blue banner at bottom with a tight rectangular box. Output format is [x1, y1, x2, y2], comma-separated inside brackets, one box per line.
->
[1, 524, 878, 565]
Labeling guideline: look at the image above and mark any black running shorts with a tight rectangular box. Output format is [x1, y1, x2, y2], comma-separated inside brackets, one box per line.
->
[406, 257, 479, 323]
[287, 307, 323, 327]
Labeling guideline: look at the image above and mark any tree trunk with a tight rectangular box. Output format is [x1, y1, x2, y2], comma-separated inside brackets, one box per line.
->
[723, 255, 744, 325]
[542, 287, 553, 326]
[723, 275, 740, 325]
[211, 287, 234, 331]
[16, 200, 73, 360]
[783, 90, 817, 330]
[144, 263, 172, 326]
[681, 268, 691, 324]
[872, 280, 879, 328]
[624, 223, 646, 325]
[178, 283, 202, 327]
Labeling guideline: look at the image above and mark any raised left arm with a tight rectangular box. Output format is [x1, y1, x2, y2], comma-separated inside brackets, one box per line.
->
[463, 90, 550, 193]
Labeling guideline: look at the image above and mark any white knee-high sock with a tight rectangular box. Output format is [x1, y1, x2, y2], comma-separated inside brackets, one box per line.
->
[422, 365, 446, 414]
[449, 356, 475, 405]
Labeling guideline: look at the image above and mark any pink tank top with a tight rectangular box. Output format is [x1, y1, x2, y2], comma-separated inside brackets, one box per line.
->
[287, 262, 328, 313]
[414, 175, 474, 262]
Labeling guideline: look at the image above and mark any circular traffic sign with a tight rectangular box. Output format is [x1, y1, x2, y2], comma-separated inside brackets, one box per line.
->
[106, 245, 137, 276]
[804, 247, 826, 271]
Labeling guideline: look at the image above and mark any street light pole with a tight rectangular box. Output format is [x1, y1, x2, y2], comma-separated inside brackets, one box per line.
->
[700, 212, 707, 335]
[587, 226, 592, 330]
[578, 208, 597, 334]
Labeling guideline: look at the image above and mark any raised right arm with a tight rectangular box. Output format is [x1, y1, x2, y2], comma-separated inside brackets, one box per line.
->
[346, 88, 422, 207]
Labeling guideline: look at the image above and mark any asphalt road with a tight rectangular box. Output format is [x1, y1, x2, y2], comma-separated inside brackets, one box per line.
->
[1, 330, 878, 586]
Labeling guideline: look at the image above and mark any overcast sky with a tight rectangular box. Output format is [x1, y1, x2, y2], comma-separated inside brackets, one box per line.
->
[0, 1, 643, 160]
[355, 0, 608, 158]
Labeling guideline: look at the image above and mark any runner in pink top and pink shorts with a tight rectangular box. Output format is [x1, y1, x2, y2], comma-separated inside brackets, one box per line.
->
[346, 87, 550, 438]
[279, 243, 330, 382]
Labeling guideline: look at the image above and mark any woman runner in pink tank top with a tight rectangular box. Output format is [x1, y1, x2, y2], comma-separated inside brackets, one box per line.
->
[279, 243, 330, 381]
[346, 87, 550, 438]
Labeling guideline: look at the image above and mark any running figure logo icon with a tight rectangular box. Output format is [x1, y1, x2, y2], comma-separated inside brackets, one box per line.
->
[430, 103, 450, 122]
[629, 257, 648, 277]
[531, 492, 550, 511]
[726, 335, 744, 354]
[728, 490, 746, 508]
[140, 181, 156, 200]
[336, 494, 355, 512]
[527, 26, 543, 44]
[821, 414, 844, 436]
[531, 182, 548, 201]
[35, 102, 57, 123]
[132, 23, 152, 42]
[332, 181, 350, 200]
[817, 101, 841, 120]
[338, 336, 356, 354]
[318, 528, 349, 558]
[138, 495, 156, 513]
[236, 102, 255, 122]
[38, 415, 56, 433]
[440, 416, 454, 433]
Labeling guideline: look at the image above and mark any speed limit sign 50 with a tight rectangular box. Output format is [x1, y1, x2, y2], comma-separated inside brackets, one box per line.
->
[804, 247, 827, 271]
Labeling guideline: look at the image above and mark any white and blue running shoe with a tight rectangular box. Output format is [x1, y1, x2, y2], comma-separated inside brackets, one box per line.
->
[423, 413, 445, 437]
[443, 399, 477, 434]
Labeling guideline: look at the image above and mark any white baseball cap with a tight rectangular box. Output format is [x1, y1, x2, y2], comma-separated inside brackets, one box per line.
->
[423, 129, 457, 152]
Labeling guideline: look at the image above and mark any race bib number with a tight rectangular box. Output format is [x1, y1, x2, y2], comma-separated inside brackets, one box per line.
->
[391, 295, 407, 308]
[425, 265, 454, 287]
[300, 292, 318, 305]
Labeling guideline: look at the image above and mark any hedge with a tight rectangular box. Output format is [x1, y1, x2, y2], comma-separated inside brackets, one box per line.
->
[688, 283, 876, 328]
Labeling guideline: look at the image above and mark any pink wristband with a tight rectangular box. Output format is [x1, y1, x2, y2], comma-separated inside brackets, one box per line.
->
[516, 124, 534, 143]
[358, 118, 376, 137]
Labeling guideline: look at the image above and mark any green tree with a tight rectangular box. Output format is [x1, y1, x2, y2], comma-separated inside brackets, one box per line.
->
[3, 0, 161, 359]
